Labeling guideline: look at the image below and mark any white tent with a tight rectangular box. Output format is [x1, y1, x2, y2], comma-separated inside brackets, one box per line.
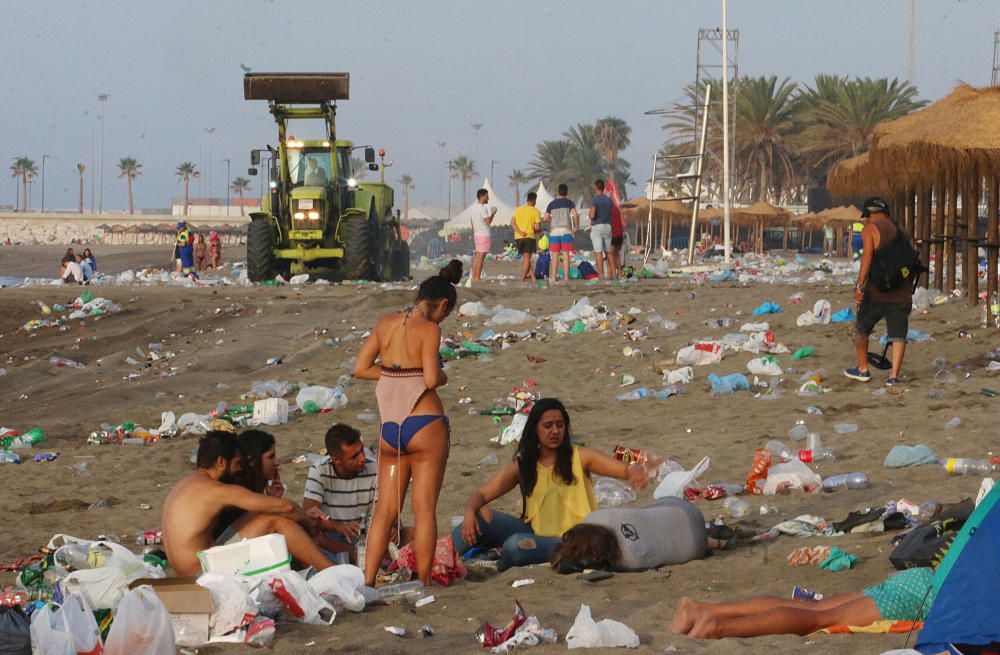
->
[406, 205, 448, 221]
[442, 178, 516, 232]
[534, 181, 554, 213]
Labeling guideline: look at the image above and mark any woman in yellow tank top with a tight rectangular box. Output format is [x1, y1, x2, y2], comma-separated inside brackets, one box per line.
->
[452, 398, 648, 571]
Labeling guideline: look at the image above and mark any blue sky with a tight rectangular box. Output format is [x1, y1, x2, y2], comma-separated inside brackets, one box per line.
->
[2, 0, 997, 211]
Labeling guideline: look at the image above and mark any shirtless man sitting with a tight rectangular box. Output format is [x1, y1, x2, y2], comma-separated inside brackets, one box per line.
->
[163, 431, 332, 576]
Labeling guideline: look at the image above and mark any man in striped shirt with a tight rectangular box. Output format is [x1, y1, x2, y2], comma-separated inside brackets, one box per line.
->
[303, 424, 378, 557]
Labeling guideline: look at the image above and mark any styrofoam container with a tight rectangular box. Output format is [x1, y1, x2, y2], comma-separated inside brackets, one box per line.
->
[253, 398, 289, 425]
[197, 534, 291, 577]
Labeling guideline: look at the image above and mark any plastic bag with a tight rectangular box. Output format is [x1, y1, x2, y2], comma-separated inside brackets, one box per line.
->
[265, 572, 336, 625]
[307, 565, 367, 613]
[762, 459, 822, 495]
[707, 373, 749, 395]
[458, 301, 492, 316]
[745, 448, 772, 495]
[653, 456, 710, 499]
[594, 476, 637, 508]
[664, 366, 694, 385]
[492, 414, 527, 446]
[565, 604, 639, 649]
[246, 379, 294, 400]
[488, 308, 534, 326]
[675, 343, 723, 366]
[197, 573, 258, 637]
[0, 606, 30, 655]
[103, 585, 175, 655]
[61, 593, 103, 655]
[747, 357, 782, 376]
[551, 296, 594, 322]
[29, 605, 74, 655]
[795, 299, 832, 326]
[295, 385, 347, 412]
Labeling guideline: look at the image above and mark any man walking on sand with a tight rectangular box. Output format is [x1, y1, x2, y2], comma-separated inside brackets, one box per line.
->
[844, 198, 915, 386]
[511, 192, 542, 282]
[589, 179, 614, 278]
[544, 183, 579, 283]
[469, 188, 496, 285]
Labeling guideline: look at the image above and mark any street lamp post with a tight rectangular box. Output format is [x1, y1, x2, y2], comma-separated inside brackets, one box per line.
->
[97, 93, 110, 213]
[470, 123, 483, 164]
[436, 141, 446, 205]
[447, 159, 454, 219]
[222, 158, 231, 216]
[41, 154, 50, 213]
[205, 128, 216, 205]
[490, 160, 499, 185]
[10, 157, 19, 212]
[27, 181, 35, 212]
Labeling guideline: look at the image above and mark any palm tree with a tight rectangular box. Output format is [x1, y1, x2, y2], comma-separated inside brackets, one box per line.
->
[566, 145, 606, 205]
[526, 140, 573, 190]
[594, 116, 632, 166]
[397, 174, 415, 219]
[9, 157, 37, 211]
[507, 169, 530, 205]
[230, 176, 251, 216]
[449, 156, 477, 206]
[563, 123, 599, 152]
[732, 76, 799, 203]
[117, 157, 142, 214]
[76, 164, 86, 213]
[175, 162, 199, 216]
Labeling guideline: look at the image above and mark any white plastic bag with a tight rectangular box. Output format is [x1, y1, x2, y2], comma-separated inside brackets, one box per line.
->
[61, 593, 104, 655]
[653, 456, 710, 499]
[675, 344, 722, 366]
[746, 357, 783, 376]
[458, 301, 492, 316]
[29, 605, 75, 655]
[197, 573, 258, 637]
[103, 586, 175, 655]
[492, 414, 528, 446]
[262, 572, 336, 625]
[664, 366, 694, 385]
[594, 477, 637, 508]
[740, 321, 769, 332]
[565, 604, 639, 649]
[796, 299, 832, 326]
[762, 460, 823, 495]
[295, 385, 347, 412]
[307, 565, 367, 613]
[289, 273, 310, 285]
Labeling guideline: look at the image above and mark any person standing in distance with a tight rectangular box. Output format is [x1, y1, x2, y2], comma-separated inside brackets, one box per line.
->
[588, 180, 614, 278]
[470, 188, 496, 285]
[511, 192, 542, 283]
[543, 184, 579, 283]
[844, 198, 914, 386]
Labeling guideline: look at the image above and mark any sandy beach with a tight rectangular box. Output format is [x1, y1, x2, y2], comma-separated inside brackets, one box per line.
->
[1, 245, 996, 654]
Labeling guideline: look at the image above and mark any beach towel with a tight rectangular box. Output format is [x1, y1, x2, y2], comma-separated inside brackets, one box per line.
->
[812, 620, 922, 635]
[390, 536, 467, 587]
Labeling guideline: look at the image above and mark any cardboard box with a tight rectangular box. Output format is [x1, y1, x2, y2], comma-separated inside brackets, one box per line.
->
[131, 577, 213, 647]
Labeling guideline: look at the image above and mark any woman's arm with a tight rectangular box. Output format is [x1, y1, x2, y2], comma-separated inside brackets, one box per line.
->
[421, 322, 446, 389]
[579, 446, 648, 489]
[353, 322, 382, 381]
[461, 461, 520, 544]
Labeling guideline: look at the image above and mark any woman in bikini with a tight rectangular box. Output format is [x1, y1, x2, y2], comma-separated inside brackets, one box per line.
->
[354, 259, 463, 587]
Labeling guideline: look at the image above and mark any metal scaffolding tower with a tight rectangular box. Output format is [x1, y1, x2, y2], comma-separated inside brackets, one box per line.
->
[993, 30, 1000, 86]
[694, 28, 739, 205]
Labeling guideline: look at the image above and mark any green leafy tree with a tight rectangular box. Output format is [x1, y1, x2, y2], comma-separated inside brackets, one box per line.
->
[526, 140, 573, 190]
[117, 157, 143, 214]
[507, 169, 530, 205]
[9, 156, 37, 211]
[449, 156, 477, 206]
[175, 162, 199, 216]
[732, 76, 799, 202]
[76, 163, 86, 213]
[230, 176, 251, 216]
[398, 174, 415, 219]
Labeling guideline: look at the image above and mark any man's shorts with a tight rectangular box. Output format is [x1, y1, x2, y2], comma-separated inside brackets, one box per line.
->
[549, 232, 574, 253]
[590, 224, 613, 252]
[856, 300, 912, 342]
[863, 567, 935, 621]
[611, 235, 624, 247]
[515, 238, 537, 255]
[474, 234, 491, 254]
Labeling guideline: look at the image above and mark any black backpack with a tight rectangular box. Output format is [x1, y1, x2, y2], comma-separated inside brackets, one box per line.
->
[889, 498, 973, 570]
[869, 224, 922, 291]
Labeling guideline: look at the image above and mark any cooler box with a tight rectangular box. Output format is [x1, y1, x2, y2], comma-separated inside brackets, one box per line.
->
[197, 534, 291, 577]
[253, 398, 289, 425]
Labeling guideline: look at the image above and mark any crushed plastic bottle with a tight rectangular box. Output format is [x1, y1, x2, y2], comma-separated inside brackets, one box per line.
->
[821, 473, 869, 491]
[723, 497, 750, 518]
[833, 423, 858, 434]
[49, 356, 85, 369]
[806, 406, 823, 415]
[943, 417, 961, 430]
[616, 388, 651, 401]
[787, 423, 810, 441]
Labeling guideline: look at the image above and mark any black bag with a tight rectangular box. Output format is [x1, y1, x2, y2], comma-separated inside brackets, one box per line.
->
[0, 607, 30, 655]
[889, 499, 974, 570]
[869, 226, 921, 291]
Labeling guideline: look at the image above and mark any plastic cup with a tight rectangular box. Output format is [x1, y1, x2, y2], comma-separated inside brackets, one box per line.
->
[806, 433, 823, 451]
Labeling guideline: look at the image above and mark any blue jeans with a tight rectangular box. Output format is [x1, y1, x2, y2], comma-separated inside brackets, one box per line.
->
[451, 510, 561, 571]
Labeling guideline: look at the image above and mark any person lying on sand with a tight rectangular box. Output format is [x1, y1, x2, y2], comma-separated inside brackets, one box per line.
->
[550, 497, 724, 574]
[452, 398, 647, 571]
[669, 566, 935, 638]
[162, 430, 331, 576]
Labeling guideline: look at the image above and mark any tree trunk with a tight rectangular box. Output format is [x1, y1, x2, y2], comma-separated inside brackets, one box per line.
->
[514, 182, 520, 206]
[78, 174, 84, 213]
[127, 177, 134, 215]
[184, 178, 190, 216]
[22, 174, 28, 212]
[238, 189, 245, 216]
[403, 187, 410, 220]
[462, 177, 469, 207]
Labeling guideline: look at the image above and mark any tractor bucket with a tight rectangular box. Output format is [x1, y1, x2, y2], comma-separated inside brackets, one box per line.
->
[243, 73, 350, 103]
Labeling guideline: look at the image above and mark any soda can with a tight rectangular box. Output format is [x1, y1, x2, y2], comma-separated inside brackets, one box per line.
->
[792, 586, 823, 602]
[613, 445, 643, 465]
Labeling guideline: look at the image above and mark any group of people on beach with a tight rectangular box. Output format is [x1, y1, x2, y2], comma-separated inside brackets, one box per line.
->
[174, 220, 222, 277]
[161, 196, 927, 640]
[59, 247, 96, 284]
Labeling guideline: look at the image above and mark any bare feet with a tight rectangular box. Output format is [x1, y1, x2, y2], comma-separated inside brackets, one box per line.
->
[669, 596, 700, 635]
[687, 611, 721, 639]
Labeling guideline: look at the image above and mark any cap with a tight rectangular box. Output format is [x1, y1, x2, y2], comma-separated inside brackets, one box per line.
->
[860, 197, 890, 218]
[176, 220, 187, 229]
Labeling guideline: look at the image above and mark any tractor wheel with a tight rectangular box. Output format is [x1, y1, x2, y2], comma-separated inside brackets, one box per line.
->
[390, 242, 411, 280]
[343, 213, 374, 280]
[247, 218, 276, 282]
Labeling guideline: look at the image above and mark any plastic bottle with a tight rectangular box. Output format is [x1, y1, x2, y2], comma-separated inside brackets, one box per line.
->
[941, 458, 994, 476]
[49, 356, 85, 369]
[798, 448, 835, 463]
[765, 440, 795, 460]
[211, 401, 228, 418]
[944, 417, 961, 430]
[337, 373, 352, 388]
[36, 301, 52, 314]
[992, 292, 1000, 329]
[376, 581, 425, 604]
[723, 497, 750, 518]
[787, 424, 810, 441]
[355, 528, 367, 572]
[822, 472, 869, 491]
[0, 451, 21, 464]
[616, 387, 651, 401]
[982, 300, 990, 328]
[833, 423, 858, 434]
[54, 544, 93, 572]
[806, 406, 823, 415]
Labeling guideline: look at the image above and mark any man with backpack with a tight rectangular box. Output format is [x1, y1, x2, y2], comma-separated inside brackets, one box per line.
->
[844, 198, 918, 386]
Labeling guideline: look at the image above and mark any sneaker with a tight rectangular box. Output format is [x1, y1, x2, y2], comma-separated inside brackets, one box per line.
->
[843, 367, 872, 382]
[885, 376, 900, 386]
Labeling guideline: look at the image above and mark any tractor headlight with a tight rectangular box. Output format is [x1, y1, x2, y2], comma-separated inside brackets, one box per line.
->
[307, 211, 319, 220]
[347, 177, 357, 189]
[294, 211, 305, 220]
[269, 181, 277, 189]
